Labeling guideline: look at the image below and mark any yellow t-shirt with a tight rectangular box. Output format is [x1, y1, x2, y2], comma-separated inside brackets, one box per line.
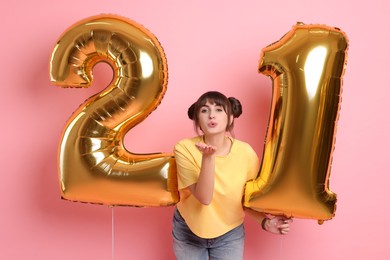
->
[174, 136, 259, 238]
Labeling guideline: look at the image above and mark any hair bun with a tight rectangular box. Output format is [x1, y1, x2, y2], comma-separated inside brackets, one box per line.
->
[228, 97, 242, 118]
[187, 103, 195, 120]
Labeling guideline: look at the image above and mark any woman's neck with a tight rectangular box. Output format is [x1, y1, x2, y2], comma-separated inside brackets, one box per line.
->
[203, 134, 232, 156]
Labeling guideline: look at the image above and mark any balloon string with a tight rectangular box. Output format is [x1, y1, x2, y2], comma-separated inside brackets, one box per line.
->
[279, 236, 283, 260]
[112, 207, 115, 260]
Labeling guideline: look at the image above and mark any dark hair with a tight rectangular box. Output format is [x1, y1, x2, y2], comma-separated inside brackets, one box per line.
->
[187, 91, 242, 132]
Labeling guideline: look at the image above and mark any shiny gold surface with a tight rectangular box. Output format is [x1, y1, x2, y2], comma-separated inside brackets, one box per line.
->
[50, 14, 178, 206]
[244, 23, 348, 223]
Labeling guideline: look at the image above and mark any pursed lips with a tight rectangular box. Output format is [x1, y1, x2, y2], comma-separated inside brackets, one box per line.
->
[208, 121, 217, 127]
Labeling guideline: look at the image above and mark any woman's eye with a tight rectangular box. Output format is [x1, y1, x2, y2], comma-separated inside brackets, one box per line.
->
[200, 108, 209, 113]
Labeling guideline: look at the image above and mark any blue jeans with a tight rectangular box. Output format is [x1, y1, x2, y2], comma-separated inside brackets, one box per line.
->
[172, 208, 245, 260]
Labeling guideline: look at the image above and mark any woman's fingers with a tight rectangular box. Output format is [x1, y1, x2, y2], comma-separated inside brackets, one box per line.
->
[195, 143, 217, 154]
[267, 216, 292, 235]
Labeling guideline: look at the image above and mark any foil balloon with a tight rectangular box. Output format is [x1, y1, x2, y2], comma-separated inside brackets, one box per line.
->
[50, 14, 179, 206]
[244, 23, 348, 223]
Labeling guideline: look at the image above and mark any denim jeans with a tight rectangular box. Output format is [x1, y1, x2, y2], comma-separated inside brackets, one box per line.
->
[172, 208, 245, 260]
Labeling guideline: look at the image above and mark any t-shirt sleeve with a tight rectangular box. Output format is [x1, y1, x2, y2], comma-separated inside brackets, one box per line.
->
[246, 145, 260, 181]
[174, 141, 200, 190]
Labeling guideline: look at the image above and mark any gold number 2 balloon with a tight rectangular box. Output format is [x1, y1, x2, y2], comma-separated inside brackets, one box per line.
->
[244, 23, 349, 223]
[50, 14, 179, 206]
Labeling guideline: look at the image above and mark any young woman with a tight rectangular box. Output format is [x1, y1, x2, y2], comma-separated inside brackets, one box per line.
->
[172, 91, 292, 260]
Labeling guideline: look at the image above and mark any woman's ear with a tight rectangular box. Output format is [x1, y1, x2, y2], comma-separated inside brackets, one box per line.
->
[227, 115, 234, 130]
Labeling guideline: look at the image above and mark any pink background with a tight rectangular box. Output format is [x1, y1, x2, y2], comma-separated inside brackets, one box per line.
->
[1, 0, 388, 259]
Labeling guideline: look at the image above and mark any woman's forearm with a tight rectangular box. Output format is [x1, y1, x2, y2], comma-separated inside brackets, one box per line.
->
[189, 155, 215, 205]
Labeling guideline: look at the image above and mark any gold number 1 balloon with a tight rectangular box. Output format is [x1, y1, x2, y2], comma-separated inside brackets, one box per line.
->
[50, 14, 179, 206]
[244, 23, 349, 223]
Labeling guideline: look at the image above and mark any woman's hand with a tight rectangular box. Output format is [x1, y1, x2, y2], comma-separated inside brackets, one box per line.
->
[262, 216, 293, 235]
[195, 142, 217, 155]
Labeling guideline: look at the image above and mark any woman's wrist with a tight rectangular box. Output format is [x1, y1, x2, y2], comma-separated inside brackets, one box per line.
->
[261, 217, 268, 231]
